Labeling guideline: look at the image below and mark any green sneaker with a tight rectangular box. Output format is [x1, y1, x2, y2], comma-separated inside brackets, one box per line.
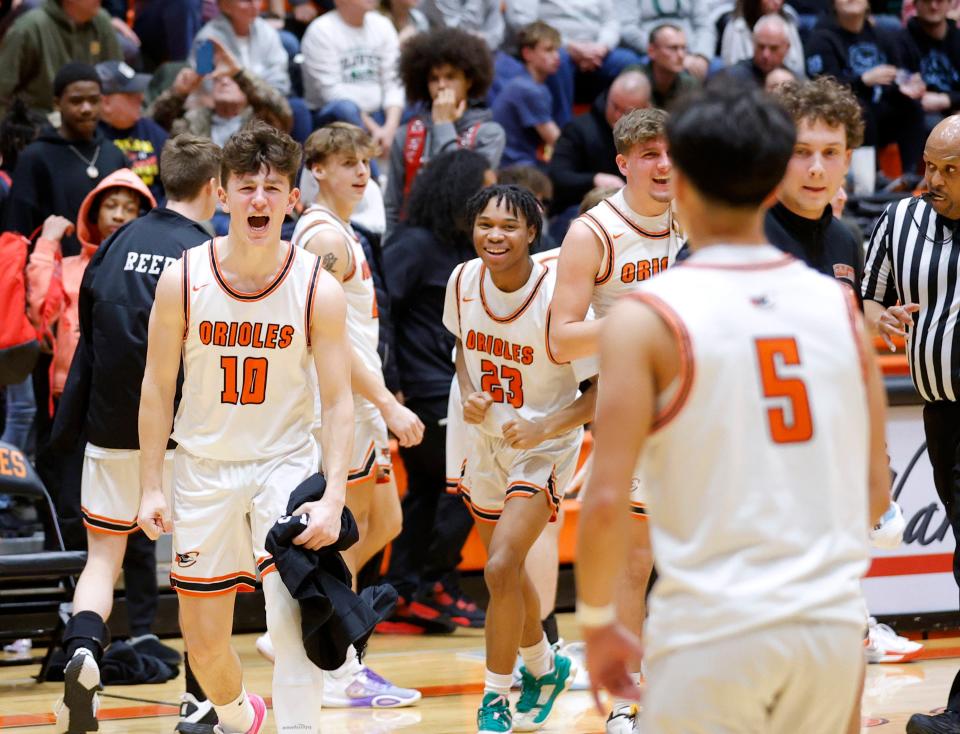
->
[478, 691, 513, 733]
[513, 652, 575, 731]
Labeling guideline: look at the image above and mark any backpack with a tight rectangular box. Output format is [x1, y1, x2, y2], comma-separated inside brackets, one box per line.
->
[0, 230, 41, 385]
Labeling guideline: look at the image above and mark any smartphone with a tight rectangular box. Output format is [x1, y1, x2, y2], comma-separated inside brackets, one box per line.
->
[195, 40, 215, 75]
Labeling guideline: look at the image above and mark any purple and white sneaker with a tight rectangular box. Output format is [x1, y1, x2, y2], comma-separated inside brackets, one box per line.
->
[323, 664, 422, 708]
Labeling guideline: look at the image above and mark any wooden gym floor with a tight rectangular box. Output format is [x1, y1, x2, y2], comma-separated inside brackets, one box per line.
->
[1, 615, 958, 733]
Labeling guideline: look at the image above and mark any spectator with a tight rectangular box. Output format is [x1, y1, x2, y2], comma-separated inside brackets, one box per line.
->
[492, 21, 562, 168]
[900, 0, 960, 125]
[420, 0, 504, 50]
[5, 63, 127, 258]
[806, 0, 927, 172]
[27, 170, 155, 403]
[642, 24, 702, 109]
[0, 0, 122, 117]
[381, 149, 495, 632]
[619, 0, 717, 80]
[498, 164, 558, 248]
[384, 27, 504, 231]
[548, 69, 651, 225]
[722, 14, 795, 86]
[133, 0, 203, 68]
[766, 65, 799, 89]
[96, 61, 168, 203]
[149, 45, 292, 147]
[381, 0, 429, 44]
[902, 0, 960, 22]
[301, 0, 404, 153]
[507, 0, 642, 115]
[721, 0, 807, 78]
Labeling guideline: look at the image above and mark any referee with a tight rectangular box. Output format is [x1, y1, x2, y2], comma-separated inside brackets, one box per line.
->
[863, 115, 960, 734]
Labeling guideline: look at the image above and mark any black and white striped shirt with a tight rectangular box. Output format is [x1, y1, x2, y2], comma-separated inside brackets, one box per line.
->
[863, 196, 960, 402]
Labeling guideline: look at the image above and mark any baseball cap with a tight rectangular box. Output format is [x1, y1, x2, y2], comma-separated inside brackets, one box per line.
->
[96, 61, 151, 95]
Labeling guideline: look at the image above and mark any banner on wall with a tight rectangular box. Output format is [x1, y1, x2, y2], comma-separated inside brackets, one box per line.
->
[863, 404, 958, 615]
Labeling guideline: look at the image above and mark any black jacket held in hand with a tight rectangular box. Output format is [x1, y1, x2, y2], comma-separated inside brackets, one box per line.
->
[265, 473, 397, 671]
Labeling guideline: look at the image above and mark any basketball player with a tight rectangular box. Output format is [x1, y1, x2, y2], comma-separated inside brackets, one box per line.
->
[290, 122, 424, 708]
[576, 85, 890, 732]
[445, 184, 596, 733]
[548, 106, 683, 734]
[138, 122, 355, 734]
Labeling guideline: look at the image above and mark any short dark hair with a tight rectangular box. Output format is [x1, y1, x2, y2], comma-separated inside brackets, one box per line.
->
[53, 62, 101, 98]
[399, 28, 494, 104]
[465, 185, 543, 244]
[649, 23, 683, 46]
[0, 98, 45, 172]
[161, 134, 222, 201]
[497, 165, 553, 203]
[774, 76, 865, 150]
[220, 120, 301, 189]
[667, 83, 795, 207]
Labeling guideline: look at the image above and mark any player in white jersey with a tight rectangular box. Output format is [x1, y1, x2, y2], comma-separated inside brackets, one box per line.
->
[548, 107, 682, 733]
[576, 86, 890, 733]
[444, 185, 597, 733]
[138, 123, 355, 734]
[290, 123, 424, 708]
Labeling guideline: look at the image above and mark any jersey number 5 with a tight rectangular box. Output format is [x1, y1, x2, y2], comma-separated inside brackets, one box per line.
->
[480, 359, 524, 408]
[221, 356, 268, 405]
[755, 338, 813, 444]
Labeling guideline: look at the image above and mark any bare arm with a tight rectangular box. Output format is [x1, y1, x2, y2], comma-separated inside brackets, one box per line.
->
[303, 229, 353, 283]
[864, 297, 920, 352]
[549, 219, 604, 362]
[350, 350, 424, 446]
[137, 265, 184, 539]
[455, 340, 493, 425]
[502, 378, 598, 449]
[535, 121, 561, 147]
[860, 318, 891, 526]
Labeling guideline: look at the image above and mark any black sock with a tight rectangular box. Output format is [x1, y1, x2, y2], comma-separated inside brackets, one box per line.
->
[63, 610, 109, 662]
[183, 652, 206, 701]
[541, 612, 559, 646]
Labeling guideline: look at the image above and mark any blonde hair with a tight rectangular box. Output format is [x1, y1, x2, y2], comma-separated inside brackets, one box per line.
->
[304, 122, 378, 169]
[613, 108, 668, 155]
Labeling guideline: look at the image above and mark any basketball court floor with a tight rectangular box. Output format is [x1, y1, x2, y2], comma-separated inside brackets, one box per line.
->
[0, 614, 955, 733]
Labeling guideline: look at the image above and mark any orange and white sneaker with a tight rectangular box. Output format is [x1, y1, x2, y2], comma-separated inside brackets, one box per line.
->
[866, 618, 923, 663]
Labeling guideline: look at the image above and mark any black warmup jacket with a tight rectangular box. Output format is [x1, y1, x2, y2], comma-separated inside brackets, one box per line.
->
[52, 208, 210, 451]
[4, 125, 127, 256]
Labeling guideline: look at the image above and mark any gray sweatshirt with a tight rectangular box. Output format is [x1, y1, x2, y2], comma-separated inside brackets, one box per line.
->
[617, 0, 718, 59]
[506, 0, 620, 49]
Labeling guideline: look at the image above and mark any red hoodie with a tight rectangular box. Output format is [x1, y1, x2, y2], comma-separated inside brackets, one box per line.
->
[27, 169, 155, 397]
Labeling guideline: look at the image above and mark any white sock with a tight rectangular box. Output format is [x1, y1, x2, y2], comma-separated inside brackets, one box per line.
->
[328, 643, 362, 679]
[484, 669, 513, 697]
[612, 672, 643, 708]
[212, 688, 254, 733]
[519, 634, 554, 678]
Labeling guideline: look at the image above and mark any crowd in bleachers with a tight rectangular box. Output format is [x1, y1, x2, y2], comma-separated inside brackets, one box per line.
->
[0, 0, 957, 644]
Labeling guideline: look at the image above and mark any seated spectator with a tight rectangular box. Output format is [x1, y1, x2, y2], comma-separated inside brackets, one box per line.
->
[902, 0, 960, 23]
[766, 65, 798, 89]
[96, 61, 168, 202]
[421, 0, 504, 49]
[547, 69, 651, 232]
[721, 0, 806, 78]
[27, 170, 155, 402]
[806, 0, 927, 172]
[578, 184, 619, 213]
[722, 14, 795, 87]
[492, 21, 562, 168]
[381, 0, 429, 44]
[620, 0, 717, 80]
[301, 0, 404, 154]
[0, 0, 122, 117]
[133, 0, 203, 68]
[506, 0, 641, 119]
[385, 27, 505, 232]
[5, 63, 128, 257]
[900, 0, 960, 124]
[498, 164, 557, 248]
[642, 24, 701, 110]
[149, 44, 292, 147]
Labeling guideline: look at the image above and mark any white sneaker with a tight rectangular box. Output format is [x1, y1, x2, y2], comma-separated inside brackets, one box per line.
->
[606, 703, 641, 733]
[53, 649, 101, 733]
[255, 633, 274, 663]
[870, 502, 906, 549]
[558, 641, 591, 691]
[323, 660, 422, 708]
[866, 618, 923, 663]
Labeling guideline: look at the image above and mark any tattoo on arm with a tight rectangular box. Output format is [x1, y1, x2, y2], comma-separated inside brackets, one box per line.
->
[321, 252, 338, 273]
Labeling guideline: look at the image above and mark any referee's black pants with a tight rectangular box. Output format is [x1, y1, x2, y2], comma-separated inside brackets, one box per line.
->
[922, 400, 960, 710]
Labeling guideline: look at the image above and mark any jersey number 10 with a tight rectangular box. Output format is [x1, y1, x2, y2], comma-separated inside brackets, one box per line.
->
[755, 337, 813, 444]
[220, 356, 268, 405]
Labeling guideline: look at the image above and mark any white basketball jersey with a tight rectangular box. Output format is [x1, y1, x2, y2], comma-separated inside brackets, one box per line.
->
[634, 245, 871, 661]
[172, 240, 322, 462]
[443, 257, 596, 438]
[578, 188, 684, 318]
[292, 204, 381, 422]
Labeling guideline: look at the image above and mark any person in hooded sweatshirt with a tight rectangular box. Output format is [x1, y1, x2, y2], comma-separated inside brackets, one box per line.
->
[4, 62, 127, 258]
[384, 27, 506, 236]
